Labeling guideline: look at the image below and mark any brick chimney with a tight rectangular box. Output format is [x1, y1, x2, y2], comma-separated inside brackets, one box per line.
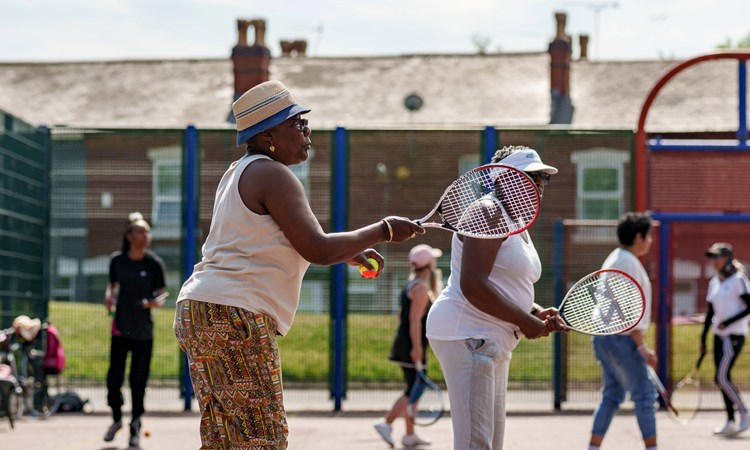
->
[280, 40, 308, 58]
[579, 34, 589, 61]
[230, 19, 271, 115]
[548, 12, 574, 124]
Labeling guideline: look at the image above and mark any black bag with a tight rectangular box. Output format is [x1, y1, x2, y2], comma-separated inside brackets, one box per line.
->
[53, 391, 91, 413]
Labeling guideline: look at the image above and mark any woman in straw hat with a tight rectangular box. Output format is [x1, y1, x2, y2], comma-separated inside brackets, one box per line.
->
[103, 212, 167, 447]
[174, 80, 423, 448]
[374, 244, 443, 448]
[426, 146, 565, 450]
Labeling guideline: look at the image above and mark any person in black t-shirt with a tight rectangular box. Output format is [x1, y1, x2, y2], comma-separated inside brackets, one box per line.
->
[102, 212, 166, 447]
[374, 244, 443, 449]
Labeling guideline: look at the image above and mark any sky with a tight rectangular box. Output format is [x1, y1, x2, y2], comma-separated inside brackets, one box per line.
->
[2, 0, 749, 62]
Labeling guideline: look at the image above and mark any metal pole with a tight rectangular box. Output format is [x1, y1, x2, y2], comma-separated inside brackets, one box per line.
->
[181, 124, 198, 411]
[552, 219, 566, 410]
[483, 126, 497, 164]
[331, 127, 348, 411]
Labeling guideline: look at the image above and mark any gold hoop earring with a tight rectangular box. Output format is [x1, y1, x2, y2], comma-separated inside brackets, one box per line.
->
[269, 145, 275, 152]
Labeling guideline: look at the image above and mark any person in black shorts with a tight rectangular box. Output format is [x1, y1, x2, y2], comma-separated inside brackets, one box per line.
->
[103, 212, 166, 447]
[374, 244, 443, 448]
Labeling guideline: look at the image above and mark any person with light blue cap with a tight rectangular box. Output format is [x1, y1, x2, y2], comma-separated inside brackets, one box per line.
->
[174, 80, 424, 449]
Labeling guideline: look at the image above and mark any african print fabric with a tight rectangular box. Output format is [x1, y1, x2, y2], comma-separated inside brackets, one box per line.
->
[174, 300, 287, 449]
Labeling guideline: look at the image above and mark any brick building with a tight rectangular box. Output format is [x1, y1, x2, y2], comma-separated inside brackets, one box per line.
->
[0, 13, 747, 315]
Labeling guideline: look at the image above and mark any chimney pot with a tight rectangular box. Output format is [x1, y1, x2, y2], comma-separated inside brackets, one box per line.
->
[280, 39, 308, 58]
[555, 12, 568, 41]
[579, 34, 589, 61]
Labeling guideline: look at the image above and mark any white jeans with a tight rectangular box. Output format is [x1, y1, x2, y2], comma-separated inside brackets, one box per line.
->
[429, 337, 511, 450]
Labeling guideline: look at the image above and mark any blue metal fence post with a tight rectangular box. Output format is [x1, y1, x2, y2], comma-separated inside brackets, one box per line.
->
[181, 124, 198, 411]
[552, 219, 565, 409]
[483, 126, 497, 164]
[657, 219, 671, 387]
[738, 60, 747, 145]
[331, 127, 348, 411]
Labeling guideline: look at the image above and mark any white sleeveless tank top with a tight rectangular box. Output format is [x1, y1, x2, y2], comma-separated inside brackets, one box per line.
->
[177, 154, 311, 335]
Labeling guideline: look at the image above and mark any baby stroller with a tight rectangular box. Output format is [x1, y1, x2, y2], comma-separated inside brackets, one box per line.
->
[0, 327, 23, 429]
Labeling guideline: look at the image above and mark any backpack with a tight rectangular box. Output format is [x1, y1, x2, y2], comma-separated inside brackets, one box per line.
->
[53, 391, 91, 413]
[42, 324, 65, 375]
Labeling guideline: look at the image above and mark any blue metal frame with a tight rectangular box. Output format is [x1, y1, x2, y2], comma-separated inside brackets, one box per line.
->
[331, 127, 348, 411]
[650, 211, 750, 390]
[649, 60, 748, 152]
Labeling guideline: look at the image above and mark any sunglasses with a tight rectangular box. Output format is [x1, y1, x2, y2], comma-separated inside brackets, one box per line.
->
[292, 118, 309, 132]
[526, 171, 551, 185]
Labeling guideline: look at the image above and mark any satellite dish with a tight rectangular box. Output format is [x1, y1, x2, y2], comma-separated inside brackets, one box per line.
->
[404, 94, 424, 112]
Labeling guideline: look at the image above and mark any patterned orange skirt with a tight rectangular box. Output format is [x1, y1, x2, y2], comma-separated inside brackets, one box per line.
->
[174, 300, 287, 449]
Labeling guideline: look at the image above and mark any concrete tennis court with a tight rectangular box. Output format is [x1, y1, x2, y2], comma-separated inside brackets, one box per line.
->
[2, 408, 749, 450]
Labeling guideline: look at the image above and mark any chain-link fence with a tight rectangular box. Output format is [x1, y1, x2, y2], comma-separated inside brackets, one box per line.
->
[14, 124, 680, 411]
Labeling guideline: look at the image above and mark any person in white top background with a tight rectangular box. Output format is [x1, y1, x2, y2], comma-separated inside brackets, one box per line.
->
[173, 80, 424, 449]
[588, 212, 658, 450]
[700, 242, 750, 436]
[426, 145, 565, 450]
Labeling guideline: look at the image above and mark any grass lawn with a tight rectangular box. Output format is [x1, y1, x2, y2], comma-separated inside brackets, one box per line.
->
[49, 302, 749, 387]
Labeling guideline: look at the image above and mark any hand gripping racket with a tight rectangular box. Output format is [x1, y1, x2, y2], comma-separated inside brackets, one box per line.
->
[416, 164, 540, 239]
[558, 269, 645, 335]
[647, 366, 680, 418]
[407, 362, 446, 426]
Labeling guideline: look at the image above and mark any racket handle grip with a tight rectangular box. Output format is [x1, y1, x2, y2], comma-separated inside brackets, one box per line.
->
[414, 361, 425, 372]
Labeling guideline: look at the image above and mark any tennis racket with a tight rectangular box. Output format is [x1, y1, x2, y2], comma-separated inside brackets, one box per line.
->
[142, 291, 169, 307]
[407, 362, 446, 426]
[415, 163, 540, 239]
[647, 366, 680, 418]
[661, 354, 705, 424]
[558, 269, 645, 335]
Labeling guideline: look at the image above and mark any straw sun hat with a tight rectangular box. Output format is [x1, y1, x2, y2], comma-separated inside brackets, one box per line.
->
[231, 80, 311, 146]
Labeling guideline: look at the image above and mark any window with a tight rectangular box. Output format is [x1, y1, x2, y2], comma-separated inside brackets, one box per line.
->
[571, 149, 628, 220]
[147, 147, 181, 238]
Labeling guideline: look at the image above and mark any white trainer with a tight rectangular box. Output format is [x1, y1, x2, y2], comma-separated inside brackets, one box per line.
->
[738, 413, 750, 433]
[402, 433, 431, 447]
[373, 421, 394, 448]
[103, 420, 122, 442]
[713, 421, 737, 436]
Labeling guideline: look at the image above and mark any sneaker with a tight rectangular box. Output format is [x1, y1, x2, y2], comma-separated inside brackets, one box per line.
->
[129, 418, 141, 447]
[402, 433, 431, 447]
[373, 421, 394, 448]
[738, 413, 750, 433]
[103, 420, 122, 442]
[713, 421, 737, 436]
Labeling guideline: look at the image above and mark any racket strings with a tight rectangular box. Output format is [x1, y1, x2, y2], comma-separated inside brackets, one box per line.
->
[561, 272, 643, 334]
[439, 167, 538, 237]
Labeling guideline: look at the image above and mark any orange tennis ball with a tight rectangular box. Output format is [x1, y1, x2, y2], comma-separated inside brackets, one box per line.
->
[359, 258, 380, 279]
[144, 429, 151, 437]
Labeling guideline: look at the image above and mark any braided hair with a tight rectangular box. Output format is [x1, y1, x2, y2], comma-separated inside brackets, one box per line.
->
[490, 145, 531, 164]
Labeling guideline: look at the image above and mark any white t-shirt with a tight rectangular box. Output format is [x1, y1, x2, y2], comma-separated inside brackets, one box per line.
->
[177, 154, 311, 336]
[600, 248, 652, 333]
[707, 272, 750, 337]
[426, 231, 541, 354]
